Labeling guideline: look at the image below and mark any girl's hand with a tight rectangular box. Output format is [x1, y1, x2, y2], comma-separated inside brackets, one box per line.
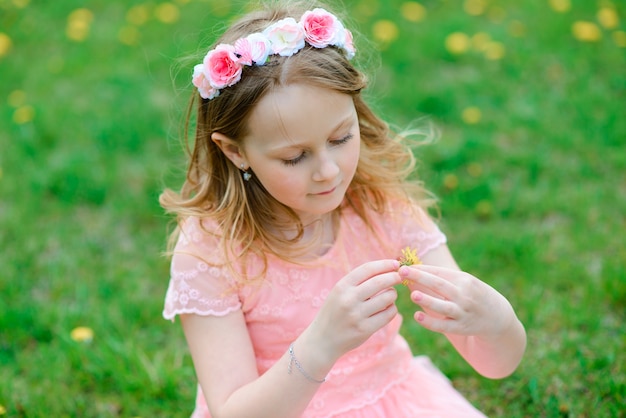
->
[306, 259, 402, 363]
[399, 264, 514, 339]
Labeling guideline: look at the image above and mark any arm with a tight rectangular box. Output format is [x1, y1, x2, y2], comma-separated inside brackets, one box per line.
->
[403, 244, 526, 379]
[181, 259, 402, 418]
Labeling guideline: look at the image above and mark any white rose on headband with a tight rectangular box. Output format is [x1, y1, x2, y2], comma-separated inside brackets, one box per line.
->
[263, 17, 306, 57]
[192, 64, 219, 99]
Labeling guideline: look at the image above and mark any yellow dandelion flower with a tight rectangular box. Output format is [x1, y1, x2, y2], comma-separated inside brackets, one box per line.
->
[13, 105, 34, 124]
[613, 30, 626, 47]
[12, 0, 29, 8]
[8, 90, 26, 107]
[399, 247, 420, 266]
[549, 0, 570, 13]
[464, 0, 487, 16]
[70, 326, 94, 343]
[443, 173, 459, 190]
[119, 26, 140, 46]
[127, 4, 151, 26]
[484, 41, 506, 60]
[572, 21, 602, 42]
[401, 2, 426, 22]
[0, 404, 6, 414]
[597, 8, 619, 29]
[475, 200, 492, 219]
[467, 162, 483, 177]
[373, 20, 399, 44]
[155, 3, 180, 24]
[508, 20, 526, 38]
[0, 33, 12, 58]
[471, 32, 491, 51]
[462, 106, 482, 124]
[66, 8, 94, 42]
[487, 6, 506, 23]
[445, 32, 470, 54]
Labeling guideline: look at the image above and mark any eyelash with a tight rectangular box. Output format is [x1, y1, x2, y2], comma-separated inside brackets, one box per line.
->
[281, 133, 354, 166]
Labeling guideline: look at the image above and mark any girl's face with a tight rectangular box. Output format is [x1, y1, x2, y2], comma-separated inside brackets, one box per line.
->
[242, 83, 361, 224]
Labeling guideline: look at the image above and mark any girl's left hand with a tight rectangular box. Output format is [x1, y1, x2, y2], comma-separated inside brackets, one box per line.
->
[399, 264, 514, 338]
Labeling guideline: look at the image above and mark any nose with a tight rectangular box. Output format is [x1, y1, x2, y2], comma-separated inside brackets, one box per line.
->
[312, 151, 340, 182]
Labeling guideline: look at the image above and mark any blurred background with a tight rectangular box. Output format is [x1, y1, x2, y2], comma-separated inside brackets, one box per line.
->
[0, 0, 624, 416]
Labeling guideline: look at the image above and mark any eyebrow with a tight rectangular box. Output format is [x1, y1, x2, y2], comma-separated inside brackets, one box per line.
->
[267, 114, 356, 153]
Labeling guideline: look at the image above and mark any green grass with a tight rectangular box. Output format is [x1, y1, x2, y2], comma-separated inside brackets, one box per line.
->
[1, 0, 624, 416]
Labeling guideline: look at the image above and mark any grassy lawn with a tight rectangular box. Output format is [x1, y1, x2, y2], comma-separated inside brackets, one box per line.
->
[1, 0, 624, 416]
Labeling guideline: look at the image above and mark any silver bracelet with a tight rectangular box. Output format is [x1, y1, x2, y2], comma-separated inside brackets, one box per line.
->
[288, 342, 326, 383]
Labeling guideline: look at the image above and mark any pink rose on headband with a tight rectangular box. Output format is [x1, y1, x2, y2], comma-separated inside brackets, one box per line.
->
[235, 33, 271, 66]
[192, 64, 219, 99]
[301, 8, 341, 48]
[203, 43, 243, 89]
[263, 17, 306, 56]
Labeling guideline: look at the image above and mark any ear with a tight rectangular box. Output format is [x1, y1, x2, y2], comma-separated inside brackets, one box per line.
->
[211, 132, 248, 169]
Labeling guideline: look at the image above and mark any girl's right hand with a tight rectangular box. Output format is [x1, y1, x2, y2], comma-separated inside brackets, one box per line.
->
[305, 259, 402, 364]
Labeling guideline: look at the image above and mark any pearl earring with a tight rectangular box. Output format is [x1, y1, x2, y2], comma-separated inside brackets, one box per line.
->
[240, 163, 252, 181]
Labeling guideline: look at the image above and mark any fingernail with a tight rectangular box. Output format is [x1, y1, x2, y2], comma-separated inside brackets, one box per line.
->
[416, 312, 425, 322]
[412, 291, 423, 301]
[399, 266, 409, 276]
[392, 260, 400, 269]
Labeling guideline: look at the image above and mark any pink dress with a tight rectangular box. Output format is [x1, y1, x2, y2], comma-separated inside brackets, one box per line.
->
[163, 199, 487, 418]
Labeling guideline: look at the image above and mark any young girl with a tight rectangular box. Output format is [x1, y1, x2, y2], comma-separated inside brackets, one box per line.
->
[160, 1, 526, 417]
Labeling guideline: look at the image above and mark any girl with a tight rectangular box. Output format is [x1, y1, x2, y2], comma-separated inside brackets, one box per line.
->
[160, 1, 526, 417]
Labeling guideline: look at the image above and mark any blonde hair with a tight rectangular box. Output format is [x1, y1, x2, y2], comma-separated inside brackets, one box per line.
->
[160, 0, 436, 281]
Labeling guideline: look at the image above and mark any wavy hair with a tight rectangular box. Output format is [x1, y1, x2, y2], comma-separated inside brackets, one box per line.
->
[160, 0, 436, 281]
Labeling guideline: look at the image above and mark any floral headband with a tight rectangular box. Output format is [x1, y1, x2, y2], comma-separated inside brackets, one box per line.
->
[192, 8, 356, 100]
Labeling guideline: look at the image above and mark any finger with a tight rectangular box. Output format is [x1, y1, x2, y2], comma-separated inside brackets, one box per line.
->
[411, 290, 460, 319]
[362, 298, 398, 333]
[361, 287, 398, 317]
[410, 267, 460, 300]
[348, 259, 400, 286]
[357, 271, 402, 301]
[414, 310, 454, 334]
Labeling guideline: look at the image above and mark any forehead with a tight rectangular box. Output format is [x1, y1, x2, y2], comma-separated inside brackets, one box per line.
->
[243, 83, 356, 149]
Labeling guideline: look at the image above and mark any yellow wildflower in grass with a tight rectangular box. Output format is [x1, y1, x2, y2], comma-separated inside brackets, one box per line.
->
[119, 26, 140, 46]
[0, 404, 6, 415]
[483, 41, 506, 60]
[445, 32, 470, 54]
[155, 2, 180, 24]
[508, 20, 526, 38]
[13, 105, 34, 124]
[399, 247, 421, 285]
[467, 162, 483, 178]
[401, 2, 426, 22]
[443, 173, 459, 190]
[0, 33, 12, 58]
[475, 200, 493, 219]
[70, 326, 94, 343]
[8, 90, 26, 107]
[572, 21, 602, 42]
[464, 0, 487, 16]
[127, 4, 151, 26]
[597, 8, 619, 29]
[12, 0, 29, 8]
[613, 30, 626, 47]
[549, 0, 571, 13]
[373, 20, 399, 44]
[471, 32, 491, 52]
[66, 8, 94, 42]
[462, 106, 482, 124]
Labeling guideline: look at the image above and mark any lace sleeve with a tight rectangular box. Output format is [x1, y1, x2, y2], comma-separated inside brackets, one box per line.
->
[380, 199, 447, 258]
[162, 218, 242, 321]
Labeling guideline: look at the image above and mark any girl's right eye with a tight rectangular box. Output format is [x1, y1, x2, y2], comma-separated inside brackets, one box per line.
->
[282, 152, 305, 166]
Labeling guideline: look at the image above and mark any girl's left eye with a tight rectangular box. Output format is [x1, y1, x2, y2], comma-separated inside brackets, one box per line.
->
[282, 152, 306, 166]
[331, 133, 353, 146]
